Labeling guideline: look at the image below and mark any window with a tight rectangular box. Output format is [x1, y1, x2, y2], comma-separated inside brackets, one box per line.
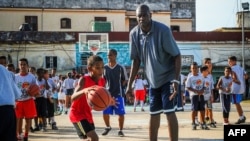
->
[61, 18, 71, 29]
[45, 56, 57, 69]
[94, 17, 107, 21]
[25, 16, 38, 31]
[129, 18, 137, 31]
[171, 25, 180, 32]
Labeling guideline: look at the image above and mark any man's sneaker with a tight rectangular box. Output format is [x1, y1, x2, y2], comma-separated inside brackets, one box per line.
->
[23, 137, 28, 141]
[235, 116, 246, 124]
[118, 130, 125, 137]
[192, 123, 197, 130]
[51, 122, 58, 130]
[200, 123, 209, 130]
[210, 122, 216, 128]
[102, 127, 112, 135]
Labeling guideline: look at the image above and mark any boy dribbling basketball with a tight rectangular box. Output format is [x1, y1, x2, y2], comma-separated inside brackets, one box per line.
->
[69, 55, 114, 141]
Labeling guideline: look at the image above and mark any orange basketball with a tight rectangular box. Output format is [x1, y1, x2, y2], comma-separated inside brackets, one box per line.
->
[27, 84, 40, 96]
[86, 85, 111, 111]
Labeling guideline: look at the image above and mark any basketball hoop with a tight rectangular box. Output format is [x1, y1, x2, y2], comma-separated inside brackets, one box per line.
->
[90, 45, 100, 55]
[79, 33, 109, 54]
[88, 40, 100, 55]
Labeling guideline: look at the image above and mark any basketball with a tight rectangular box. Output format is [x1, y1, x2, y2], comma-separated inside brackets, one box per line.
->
[27, 84, 40, 96]
[86, 85, 111, 111]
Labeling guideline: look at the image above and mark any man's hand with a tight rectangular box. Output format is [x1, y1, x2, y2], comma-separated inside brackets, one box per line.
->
[125, 87, 134, 104]
[169, 83, 178, 100]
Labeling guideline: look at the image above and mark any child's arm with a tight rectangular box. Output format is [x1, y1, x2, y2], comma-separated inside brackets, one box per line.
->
[71, 76, 87, 101]
[231, 71, 240, 85]
[197, 88, 205, 95]
[187, 87, 198, 94]
[216, 77, 223, 91]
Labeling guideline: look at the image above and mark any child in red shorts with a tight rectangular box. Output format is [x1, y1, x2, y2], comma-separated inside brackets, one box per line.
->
[15, 58, 38, 141]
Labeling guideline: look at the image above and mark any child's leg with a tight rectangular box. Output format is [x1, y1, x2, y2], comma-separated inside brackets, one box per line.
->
[86, 130, 99, 141]
[200, 110, 206, 124]
[192, 111, 197, 123]
[140, 100, 144, 111]
[223, 94, 231, 124]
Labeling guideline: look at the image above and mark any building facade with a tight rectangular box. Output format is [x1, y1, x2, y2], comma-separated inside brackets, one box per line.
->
[0, 0, 193, 32]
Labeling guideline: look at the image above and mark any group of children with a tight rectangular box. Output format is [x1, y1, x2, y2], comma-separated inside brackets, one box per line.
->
[0, 55, 85, 141]
[1, 53, 248, 140]
[185, 56, 247, 130]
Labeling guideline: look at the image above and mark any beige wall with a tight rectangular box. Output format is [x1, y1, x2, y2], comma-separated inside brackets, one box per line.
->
[0, 8, 192, 32]
[0, 8, 127, 31]
[171, 19, 192, 31]
[152, 12, 171, 26]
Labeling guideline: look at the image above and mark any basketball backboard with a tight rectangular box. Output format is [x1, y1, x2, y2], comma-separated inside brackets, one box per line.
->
[79, 33, 109, 55]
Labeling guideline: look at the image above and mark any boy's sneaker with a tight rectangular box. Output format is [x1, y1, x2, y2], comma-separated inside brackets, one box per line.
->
[235, 116, 246, 124]
[51, 122, 58, 130]
[17, 134, 23, 140]
[102, 127, 112, 135]
[192, 123, 197, 130]
[195, 118, 199, 126]
[118, 130, 125, 137]
[201, 123, 209, 130]
[205, 117, 210, 124]
[54, 111, 61, 116]
[42, 127, 47, 132]
[33, 126, 40, 131]
[64, 111, 68, 115]
[30, 127, 35, 132]
[210, 122, 216, 128]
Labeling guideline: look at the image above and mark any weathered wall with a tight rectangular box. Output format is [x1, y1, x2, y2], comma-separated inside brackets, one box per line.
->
[170, 0, 195, 31]
[1, 0, 170, 11]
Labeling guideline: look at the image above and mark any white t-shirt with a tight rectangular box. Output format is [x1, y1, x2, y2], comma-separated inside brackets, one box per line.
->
[51, 75, 59, 89]
[219, 76, 233, 95]
[203, 76, 213, 101]
[15, 73, 36, 101]
[231, 64, 245, 94]
[63, 78, 75, 89]
[186, 74, 205, 97]
[134, 79, 148, 90]
[36, 78, 47, 98]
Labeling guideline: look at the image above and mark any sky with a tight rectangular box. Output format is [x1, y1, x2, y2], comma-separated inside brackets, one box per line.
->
[196, 0, 250, 31]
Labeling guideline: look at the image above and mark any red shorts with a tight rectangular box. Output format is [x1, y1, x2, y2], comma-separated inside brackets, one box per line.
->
[15, 98, 37, 119]
[134, 89, 146, 101]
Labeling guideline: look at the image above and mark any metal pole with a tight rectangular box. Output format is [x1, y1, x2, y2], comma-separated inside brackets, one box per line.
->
[242, 10, 245, 70]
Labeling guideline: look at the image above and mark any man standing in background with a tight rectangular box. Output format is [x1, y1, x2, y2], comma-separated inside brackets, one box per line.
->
[102, 49, 128, 137]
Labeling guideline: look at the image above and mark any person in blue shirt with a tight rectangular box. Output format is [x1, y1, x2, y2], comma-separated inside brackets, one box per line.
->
[0, 65, 21, 141]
